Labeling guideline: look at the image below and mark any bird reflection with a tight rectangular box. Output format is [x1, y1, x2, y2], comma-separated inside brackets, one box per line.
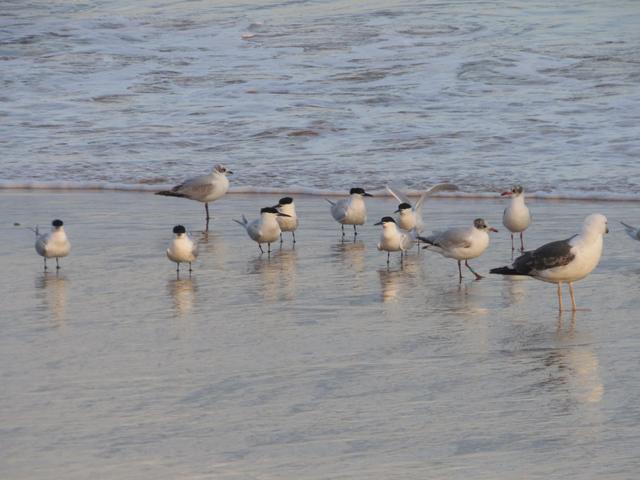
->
[332, 241, 366, 273]
[500, 276, 528, 307]
[378, 268, 402, 302]
[168, 277, 197, 318]
[35, 272, 67, 326]
[543, 312, 604, 405]
[248, 249, 297, 302]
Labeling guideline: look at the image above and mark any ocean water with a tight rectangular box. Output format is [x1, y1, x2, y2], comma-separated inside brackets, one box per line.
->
[1, 0, 640, 198]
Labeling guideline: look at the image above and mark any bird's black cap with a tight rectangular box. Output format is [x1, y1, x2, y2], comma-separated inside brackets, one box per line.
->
[261, 206, 279, 214]
[52, 219, 64, 227]
[278, 197, 293, 205]
[473, 218, 487, 229]
[381, 216, 395, 223]
[398, 202, 411, 210]
[350, 187, 372, 196]
[173, 225, 186, 234]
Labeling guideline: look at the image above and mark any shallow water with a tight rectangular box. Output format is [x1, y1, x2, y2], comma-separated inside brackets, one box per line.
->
[2, 1, 640, 197]
[2, 191, 640, 478]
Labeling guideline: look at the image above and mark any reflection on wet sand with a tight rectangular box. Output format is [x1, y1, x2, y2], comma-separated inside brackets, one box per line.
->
[332, 241, 366, 273]
[35, 273, 67, 326]
[248, 249, 297, 302]
[377, 256, 422, 303]
[195, 231, 227, 269]
[168, 277, 197, 318]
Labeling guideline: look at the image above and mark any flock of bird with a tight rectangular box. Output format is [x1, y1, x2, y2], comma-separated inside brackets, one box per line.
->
[32, 165, 637, 312]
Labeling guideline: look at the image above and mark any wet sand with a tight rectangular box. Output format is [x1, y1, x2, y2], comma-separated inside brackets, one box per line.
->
[1, 190, 640, 479]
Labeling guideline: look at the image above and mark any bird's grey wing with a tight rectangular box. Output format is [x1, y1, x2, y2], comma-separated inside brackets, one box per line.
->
[621, 221, 640, 241]
[176, 181, 215, 198]
[386, 184, 410, 206]
[513, 237, 576, 274]
[416, 183, 459, 210]
[174, 173, 211, 191]
[331, 199, 349, 221]
[434, 227, 472, 249]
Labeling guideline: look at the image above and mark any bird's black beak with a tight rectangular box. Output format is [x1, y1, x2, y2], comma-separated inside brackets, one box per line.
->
[272, 204, 281, 209]
[606, 226, 609, 234]
[277, 213, 291, 217]
[227, 170, 233, 175]
[394, 208, 400, 213]
[374, 221, 383, 225]
[364, 192, 373, 197]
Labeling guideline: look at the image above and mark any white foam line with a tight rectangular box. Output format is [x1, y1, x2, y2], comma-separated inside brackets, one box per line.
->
[1, 181, 640, 202]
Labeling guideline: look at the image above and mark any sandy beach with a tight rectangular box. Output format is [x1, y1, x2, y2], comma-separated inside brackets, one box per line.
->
[2, 190, 640, 479]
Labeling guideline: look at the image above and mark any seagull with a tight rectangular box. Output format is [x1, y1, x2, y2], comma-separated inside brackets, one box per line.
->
[386, 183, 458, 233]
[490, 214, 608, 312]
[375, 216, 415, 265]
[326, 187, 372, 238]
[418, 218, 498, 282]
[35, 219, 71, 271]
[501, 185, 531, 252]
[234, 206, 290, 255]
[166, 225, 198, 275]
[620, 221, 640, 241]
[156, 165, 232, 231]
[273, 197, 299, 244]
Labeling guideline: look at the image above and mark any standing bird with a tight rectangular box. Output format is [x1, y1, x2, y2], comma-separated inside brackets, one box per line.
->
[234, 207, 290, 255]
[418, 218, 498, 282]
[326, 187, 373, 239]
[166, 225, 198, 275]
[35, 219, 71, 271]
[375, 216, 415, 266]
[620, 221, 640, 241]
[273, 197, 299, 244]
[386, 183, 459, 233]
[156, 165, 232, 231]
[490, 214, 608, 312]
[501, 185, 531, 252]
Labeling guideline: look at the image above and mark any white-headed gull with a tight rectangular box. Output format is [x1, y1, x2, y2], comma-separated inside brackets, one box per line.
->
[501, 185, 531, 252]
[35, 219, 71, 271]
[273, 197, 299, 244]
[418, 218, 498, 281]
[491, 214, 608, 311]
[156, 165, 232, 231]
[166, 225, 198, 275]
[234, 206, 290, 255]
[326, 187, 373, 238]
[375, 216, 416, 265]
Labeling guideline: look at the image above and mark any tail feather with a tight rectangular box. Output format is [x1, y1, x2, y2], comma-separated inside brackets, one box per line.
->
[416, 235, 436, 246]
[490, 266, 520, 275]
[325, 198, 336, 206]
[156, 190, 185, 198]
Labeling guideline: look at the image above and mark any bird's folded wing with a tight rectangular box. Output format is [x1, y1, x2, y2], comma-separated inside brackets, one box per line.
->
[513, 238, 575, 274]
[436, 228, 472, 249]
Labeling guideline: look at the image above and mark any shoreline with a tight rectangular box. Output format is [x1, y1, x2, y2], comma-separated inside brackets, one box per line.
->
[2, 184, 640, 203]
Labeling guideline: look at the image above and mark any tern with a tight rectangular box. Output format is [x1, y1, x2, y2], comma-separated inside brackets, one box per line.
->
[418, 218, 498, 282]
[273, 197, 299, 244]
[166, 225, 198, 275]
[156, 165, 232, 231]
[620, 221, 640, 241]
[375, 216, 415, 265]
[501, 185, 531, 252]
[491, 214, 608, 312]
[326, 187, 372, 238]
[35, 219, 71, 271]
[234, 207, 290, 254]
[386, 183, 458, 233]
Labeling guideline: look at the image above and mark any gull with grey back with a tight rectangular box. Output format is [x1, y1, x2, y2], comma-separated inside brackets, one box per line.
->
[491, 214, 608, 311]
[156, 165, 232, 231]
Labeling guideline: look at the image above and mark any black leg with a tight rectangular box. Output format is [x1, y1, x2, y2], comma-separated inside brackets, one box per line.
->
[177, 263, 180, 273]
[56, 257, 60, 270]
[267, 243, 271, 254]
[44, 258, 48, 271]
[511, 234, 515, 252]
[280, 232, 283, 244]
[258, 244, 264, 254]
[205, 203, 210, 231]
[353, 225, 358, 236]
[386, 251, 390, 265]
[341, 224, 345, 237]
[458, 260, 463, 283]
[292, 231, 296, 244]
[188, 262, 192, 273]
